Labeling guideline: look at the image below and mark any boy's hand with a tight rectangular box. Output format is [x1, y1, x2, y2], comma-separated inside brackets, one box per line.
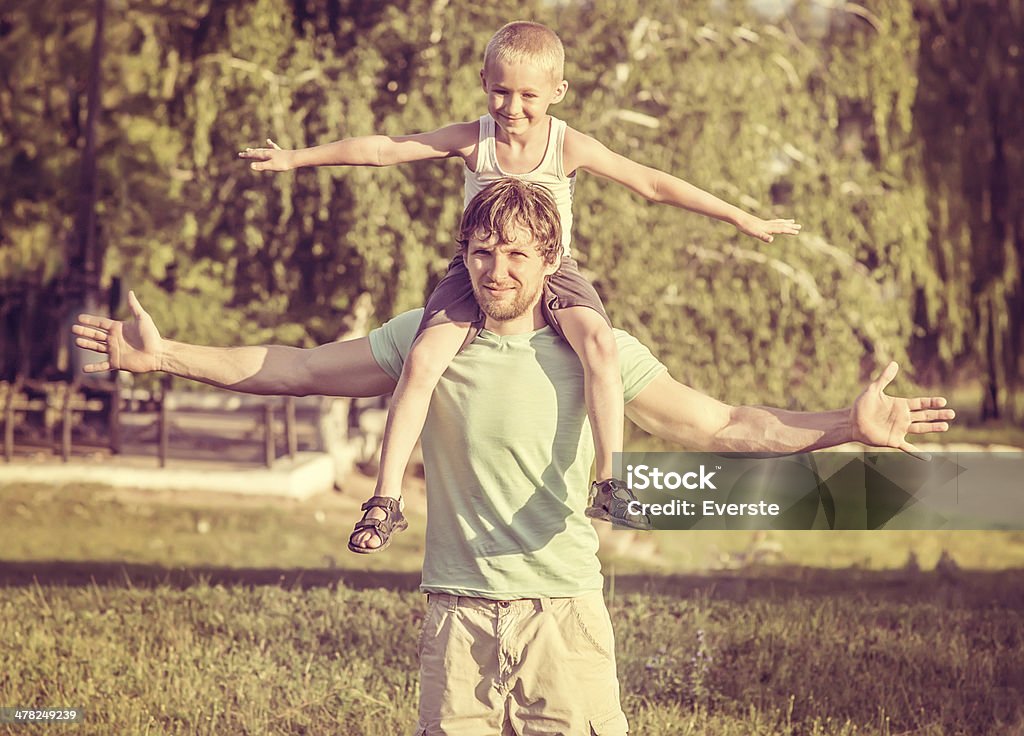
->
[735, 214, 802, 244]
[238, 138, 295, 172]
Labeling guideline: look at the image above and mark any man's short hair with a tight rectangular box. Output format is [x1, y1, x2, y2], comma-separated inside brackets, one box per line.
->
[457, 179, 563, 265]
[483, 21, 565, 81]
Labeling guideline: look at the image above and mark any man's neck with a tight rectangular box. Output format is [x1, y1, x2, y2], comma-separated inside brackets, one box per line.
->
[483, 303, 547, 336]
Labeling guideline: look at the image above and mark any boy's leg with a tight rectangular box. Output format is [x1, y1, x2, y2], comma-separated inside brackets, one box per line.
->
[544, 258, 650, 530]
[558, 307, 623, 483]
[350, 321, 469, 552]
[351, 255, 478, 553]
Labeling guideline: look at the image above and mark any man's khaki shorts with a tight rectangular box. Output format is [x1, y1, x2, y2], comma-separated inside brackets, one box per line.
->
[414, 591, 629, 735]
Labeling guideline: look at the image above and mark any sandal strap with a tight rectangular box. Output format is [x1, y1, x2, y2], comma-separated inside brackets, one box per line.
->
[361, 496, 402, 513]
[353, 517, 389, 533]
[354, 497, 407, 535]
[348, 495, 409, 554]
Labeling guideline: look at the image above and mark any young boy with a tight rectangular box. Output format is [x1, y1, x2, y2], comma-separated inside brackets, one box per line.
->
[240, 21, 800, 553]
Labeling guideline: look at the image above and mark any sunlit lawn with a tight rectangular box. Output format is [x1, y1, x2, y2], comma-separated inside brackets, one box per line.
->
[2, 480, 1023, 735]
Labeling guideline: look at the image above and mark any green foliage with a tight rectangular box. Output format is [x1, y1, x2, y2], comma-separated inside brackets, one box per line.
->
[6, 0, 1017, 415]
[562, 0, 930, 408]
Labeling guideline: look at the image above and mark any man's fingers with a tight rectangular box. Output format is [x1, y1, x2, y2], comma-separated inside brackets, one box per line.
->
[910, 408, 955, 423]
[76, 313, 114, 331]
[898, 440, 931, 461]
[128, 290, 145, 319]
[907, 396, 948, 411]
[908, 421, 950, 434]
[872, 361, 899, 392]
[71, 325, 108, 342]
[82, 360, 111, 373]
[75, 336, 108, 353]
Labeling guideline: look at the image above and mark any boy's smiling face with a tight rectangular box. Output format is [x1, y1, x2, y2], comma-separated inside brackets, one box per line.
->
[480, 60, 567, 137]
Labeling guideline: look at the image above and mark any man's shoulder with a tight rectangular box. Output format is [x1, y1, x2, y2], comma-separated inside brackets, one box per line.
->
[374, 308, 423, 346]
[610, 326, 645, 351]
[371, 311, 654, 358]
[368, 309, 424, 379]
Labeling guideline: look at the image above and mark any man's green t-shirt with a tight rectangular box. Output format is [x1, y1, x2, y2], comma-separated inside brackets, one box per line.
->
[369, 309, 666, 599]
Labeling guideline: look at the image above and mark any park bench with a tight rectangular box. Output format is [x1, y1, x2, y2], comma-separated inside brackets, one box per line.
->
[1, 377, 120, 461]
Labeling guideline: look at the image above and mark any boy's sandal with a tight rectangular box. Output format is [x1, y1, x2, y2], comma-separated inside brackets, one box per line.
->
[347, 496, 409, 555]
[585, 479, 653, 531]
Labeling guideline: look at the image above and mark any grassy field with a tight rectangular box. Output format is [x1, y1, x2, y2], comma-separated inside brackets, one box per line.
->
[2, 480, 1023, 735]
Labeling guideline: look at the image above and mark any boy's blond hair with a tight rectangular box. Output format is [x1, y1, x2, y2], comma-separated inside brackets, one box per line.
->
[483, 21, 565, 81]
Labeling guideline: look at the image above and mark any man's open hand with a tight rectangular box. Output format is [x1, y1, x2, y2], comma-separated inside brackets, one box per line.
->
[851, 361, 955, 458]
[72, 290, 162, 374]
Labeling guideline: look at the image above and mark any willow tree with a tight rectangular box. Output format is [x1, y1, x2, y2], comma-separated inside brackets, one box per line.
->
[914, 0, 1024, 420]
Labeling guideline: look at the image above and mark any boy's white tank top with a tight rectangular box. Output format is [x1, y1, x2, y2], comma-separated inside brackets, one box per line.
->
[463, 114, 575, 254]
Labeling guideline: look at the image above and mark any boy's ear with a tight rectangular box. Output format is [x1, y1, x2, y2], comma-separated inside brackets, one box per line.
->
[551, 79, 568, 104]
[480, 68, 488, 92]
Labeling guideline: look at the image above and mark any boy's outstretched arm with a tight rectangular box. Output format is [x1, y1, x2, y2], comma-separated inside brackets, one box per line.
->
[72, 291, 397, 398]
[238, 121, 479, 172]
[563, 129, 801, 244]
[625, 363, 954, 456]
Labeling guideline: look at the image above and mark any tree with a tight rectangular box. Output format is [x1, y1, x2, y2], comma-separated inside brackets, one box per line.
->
[914, 0, 1024, 420]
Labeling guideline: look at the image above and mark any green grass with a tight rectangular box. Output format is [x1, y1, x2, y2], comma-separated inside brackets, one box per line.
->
[1, 579, 1021, 735]
[1, 482, 426, 572]
[7, 482, 1024, 573]
[2, 482, 1023, 735]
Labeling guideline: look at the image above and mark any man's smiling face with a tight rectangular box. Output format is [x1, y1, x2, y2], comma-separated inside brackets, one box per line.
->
[464, 226, 560, 323]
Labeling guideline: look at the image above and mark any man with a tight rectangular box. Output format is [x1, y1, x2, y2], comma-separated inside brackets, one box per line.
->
[73, 180, 953, 735]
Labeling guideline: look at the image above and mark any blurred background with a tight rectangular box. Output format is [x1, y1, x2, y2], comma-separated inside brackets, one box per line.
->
[1, 0, 1021, 433]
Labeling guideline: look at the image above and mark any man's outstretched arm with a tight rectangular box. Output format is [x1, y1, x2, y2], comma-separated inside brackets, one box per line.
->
[72, 291, 397, 398]
[626, 363, 954, 455]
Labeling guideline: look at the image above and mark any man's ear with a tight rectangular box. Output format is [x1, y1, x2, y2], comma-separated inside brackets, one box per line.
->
[544, 252, 562, 276]
[551, 79, 568, 104]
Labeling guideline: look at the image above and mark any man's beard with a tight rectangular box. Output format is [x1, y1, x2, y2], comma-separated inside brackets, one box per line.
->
[473, 279, 543, 321]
